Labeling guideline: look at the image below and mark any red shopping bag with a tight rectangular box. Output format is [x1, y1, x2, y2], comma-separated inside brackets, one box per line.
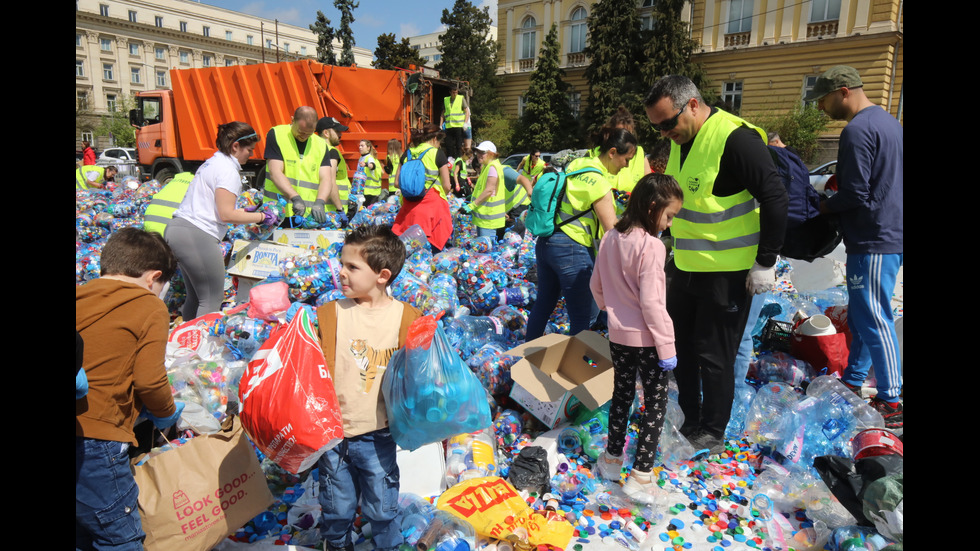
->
[790, 316, 849, 377]
[239, 308, 343, 474]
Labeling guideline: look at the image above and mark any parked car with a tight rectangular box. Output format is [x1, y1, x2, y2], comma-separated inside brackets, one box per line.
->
[809, 160, 837, 193]
[97, 147, 141, 180]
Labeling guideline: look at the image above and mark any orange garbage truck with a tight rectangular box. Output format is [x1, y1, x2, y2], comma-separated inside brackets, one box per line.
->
[129, 60, 459, 187]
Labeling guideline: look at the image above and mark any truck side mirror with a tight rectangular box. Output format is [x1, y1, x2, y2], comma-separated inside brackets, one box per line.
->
[129, 108, 142, 127]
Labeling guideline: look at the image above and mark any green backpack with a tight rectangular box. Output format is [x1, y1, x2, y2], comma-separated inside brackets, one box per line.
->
[525, 166, 602, 237]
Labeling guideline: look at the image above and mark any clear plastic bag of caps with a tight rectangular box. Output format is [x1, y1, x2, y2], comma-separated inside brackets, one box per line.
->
[280, 253, 342, 303]
[465, 343, 517, 395]
[431, 248, 469, 278]
[744, 382, 801, 447]
[429, 272, 461, 318]
[398, 223, 431, 256]
[390, 271, 437, 314]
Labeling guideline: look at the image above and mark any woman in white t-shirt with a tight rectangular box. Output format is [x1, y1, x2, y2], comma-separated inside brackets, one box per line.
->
[165, 122, 277, 319]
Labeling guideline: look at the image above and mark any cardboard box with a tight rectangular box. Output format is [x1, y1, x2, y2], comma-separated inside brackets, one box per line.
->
[226, 240, 309, 280]
[272, 228, 346, 249]
[506, 331, 615, 429]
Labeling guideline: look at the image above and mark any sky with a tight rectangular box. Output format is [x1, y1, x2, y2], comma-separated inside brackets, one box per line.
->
[197, 0, 498, 57]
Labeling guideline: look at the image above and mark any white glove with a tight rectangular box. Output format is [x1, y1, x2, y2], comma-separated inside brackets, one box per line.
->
[746, 262, 775, 295]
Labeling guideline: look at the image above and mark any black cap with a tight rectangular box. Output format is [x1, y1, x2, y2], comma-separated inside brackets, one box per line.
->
[315, 116, 349, 134]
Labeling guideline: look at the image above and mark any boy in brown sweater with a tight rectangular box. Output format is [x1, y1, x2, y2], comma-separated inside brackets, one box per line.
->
[76, 227, 184, 550]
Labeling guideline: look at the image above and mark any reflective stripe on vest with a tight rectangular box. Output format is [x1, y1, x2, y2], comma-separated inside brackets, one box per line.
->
[666, 109, 765, 272]
[444, 95, 465, 128]
[76, 165, 105, 189]
[326, 143, 350, 210]
[143, 172, 194, 235]
[471, 159, 506, 229]
[558, 158, 608, 249]
[263, 124, 327, 217]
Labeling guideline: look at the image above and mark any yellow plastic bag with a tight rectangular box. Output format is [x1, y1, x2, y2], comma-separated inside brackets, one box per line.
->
[436, 477, 574, 549]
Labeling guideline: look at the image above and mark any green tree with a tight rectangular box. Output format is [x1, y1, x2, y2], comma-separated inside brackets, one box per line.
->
[310, 10, 337, 65]
[335, 0, 359, 66]
[638, 0, 713, 145]
[514, 25, 577, 152]
[435, 0, 502, 129]
[373, 33, 425, 70]
[95, 94, 136, 147]
[749, 103, 829, 164]
[582, 0, 645, 143]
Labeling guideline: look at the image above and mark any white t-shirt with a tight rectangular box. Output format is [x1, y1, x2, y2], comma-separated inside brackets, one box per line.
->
[173, 151, 243, 240]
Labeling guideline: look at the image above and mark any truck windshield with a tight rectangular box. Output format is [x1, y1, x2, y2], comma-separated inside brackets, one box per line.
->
[141, 97, 162, 126]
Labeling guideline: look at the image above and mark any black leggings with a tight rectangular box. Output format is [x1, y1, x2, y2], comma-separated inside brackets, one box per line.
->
[606, 342, 670, 473]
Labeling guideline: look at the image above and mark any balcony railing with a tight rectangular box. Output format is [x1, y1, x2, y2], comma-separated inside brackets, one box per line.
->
[724, 31, 751, 48]
[807, 20, 839, 39]
[519, 58, 535, 71]
[567, 51, 587, 66]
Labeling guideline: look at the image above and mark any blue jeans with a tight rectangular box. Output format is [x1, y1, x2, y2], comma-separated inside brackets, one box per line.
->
[76, 437, 144, 550]
[526, 231, 598, 339]
[318, 429, 401, 550]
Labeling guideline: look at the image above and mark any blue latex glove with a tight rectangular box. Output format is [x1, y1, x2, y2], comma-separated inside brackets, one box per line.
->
[75, 368, 88, 399]
[337, 211, 349, 227]
[146, 401, 186, 430]
[461, 203, 474, 214]
[658, 356, 678, 371]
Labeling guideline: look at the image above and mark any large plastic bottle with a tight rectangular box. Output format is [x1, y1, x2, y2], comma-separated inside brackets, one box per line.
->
[805, 376, 885, 430]
[744, 382, 801, 447]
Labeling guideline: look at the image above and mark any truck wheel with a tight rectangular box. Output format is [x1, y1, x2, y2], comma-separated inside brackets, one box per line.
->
[155, 167, 176, 186]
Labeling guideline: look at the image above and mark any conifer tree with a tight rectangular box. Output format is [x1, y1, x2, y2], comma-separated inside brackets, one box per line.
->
[335, 0, 359, 67]
[310, 11, 337, 65]
[514, 25, 577, 152]
[373, 33, 425, 71]
[582, 0, 644, 142]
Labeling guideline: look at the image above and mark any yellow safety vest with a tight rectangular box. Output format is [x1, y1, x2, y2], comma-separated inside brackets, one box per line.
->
[362, 154, 383, 196]
[143, 172, 194, 236]
[503, 166, 531, 212]
[263, 125, 328, 217]
[557, 156, 610, 249]
[387, 154, 401, 188]
[590, 145, 646, 193]
[444, 95, 465, 128]
[327, 143, 350, 211]
[76, 165, 105, 190]
[520, 156, 545, 181]
[666, 109, 765, 272]
[472, 159, 507, 229]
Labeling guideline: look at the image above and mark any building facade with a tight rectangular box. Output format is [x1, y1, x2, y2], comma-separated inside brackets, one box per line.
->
[495, 0, 902, 150]
[407, 26, 498, 70]
[75, 0, 371, 150]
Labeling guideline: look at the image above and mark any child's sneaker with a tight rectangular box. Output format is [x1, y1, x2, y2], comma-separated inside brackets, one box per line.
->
[622, 469, 657, 504]
[869, 397, 903, 429]
[596, 450, 624, 482]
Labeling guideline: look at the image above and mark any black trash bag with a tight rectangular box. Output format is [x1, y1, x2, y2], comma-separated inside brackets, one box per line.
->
[509, 446, 550, 493]
[813, 454, 904, 526]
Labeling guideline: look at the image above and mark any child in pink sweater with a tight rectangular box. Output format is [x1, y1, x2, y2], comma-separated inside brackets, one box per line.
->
[589, 173, 683, 502]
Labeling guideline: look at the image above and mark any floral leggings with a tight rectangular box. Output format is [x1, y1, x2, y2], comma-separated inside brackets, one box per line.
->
[606, 342, 670, 473]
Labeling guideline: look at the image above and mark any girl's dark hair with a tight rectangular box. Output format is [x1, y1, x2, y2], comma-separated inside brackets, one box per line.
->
[604, 105, 636, 133]
[215, 121, 259, 154]
[410, 123, 445, 147]
[614, 173, 684, 236]
[593, 127, 637, 157]
[360, 139, 377, 157]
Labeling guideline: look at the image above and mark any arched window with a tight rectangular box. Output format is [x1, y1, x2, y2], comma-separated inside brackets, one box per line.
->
[569, 7, 587, 53]
[520, 16, 537, 59]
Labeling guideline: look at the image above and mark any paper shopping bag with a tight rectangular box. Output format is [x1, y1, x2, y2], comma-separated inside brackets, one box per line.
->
[133, 416, 274, 551]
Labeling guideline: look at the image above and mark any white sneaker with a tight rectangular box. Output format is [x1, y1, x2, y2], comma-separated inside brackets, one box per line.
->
[596, 450, 624, 482]
[622, 469, 657, 505]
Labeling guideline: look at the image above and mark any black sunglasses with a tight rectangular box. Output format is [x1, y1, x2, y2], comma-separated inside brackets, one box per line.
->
[652, 103, 687, 132]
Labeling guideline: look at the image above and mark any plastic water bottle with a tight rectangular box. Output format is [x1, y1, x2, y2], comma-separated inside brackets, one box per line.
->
[806, 376, 885, 430]
[744, 383, 801, 447]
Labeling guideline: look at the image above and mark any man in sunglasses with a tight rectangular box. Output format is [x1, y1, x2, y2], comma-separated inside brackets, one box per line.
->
[807, 66, 903, 429]
[643, 75, 788, 455]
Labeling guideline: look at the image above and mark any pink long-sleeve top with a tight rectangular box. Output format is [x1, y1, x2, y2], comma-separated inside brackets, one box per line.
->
[590, 227, 676, 359]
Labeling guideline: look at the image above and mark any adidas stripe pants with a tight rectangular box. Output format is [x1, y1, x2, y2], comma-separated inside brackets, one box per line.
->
[841, 253, 903, 402]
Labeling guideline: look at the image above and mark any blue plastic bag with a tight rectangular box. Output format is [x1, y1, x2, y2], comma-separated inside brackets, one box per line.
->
[382, 315, 493, 451]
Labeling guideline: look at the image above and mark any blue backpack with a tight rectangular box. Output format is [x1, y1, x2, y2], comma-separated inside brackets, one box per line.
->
[398, 147, 435, 201]
[525, 166, 602, 237]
